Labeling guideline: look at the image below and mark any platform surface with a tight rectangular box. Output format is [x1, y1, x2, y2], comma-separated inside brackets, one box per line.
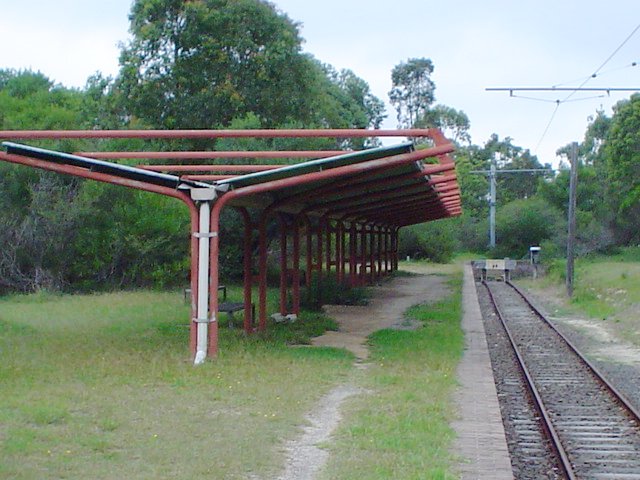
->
[452, 264, 513, 479]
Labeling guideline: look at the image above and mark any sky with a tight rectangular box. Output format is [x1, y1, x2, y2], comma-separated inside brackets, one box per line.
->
[1, 0, 638, 167]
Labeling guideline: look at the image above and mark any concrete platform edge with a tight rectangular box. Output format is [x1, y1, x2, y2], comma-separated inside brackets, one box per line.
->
[451, 264, 513, 479]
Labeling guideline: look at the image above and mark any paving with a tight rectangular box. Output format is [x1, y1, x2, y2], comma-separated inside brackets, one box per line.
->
[452, 264, 514, 479]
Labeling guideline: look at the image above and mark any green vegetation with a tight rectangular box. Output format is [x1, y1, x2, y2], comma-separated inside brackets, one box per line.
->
[0, 266, 465, 479]
[320, 275, 463, 479]
[301, 273, 370, 311]
[0, 289, 352, 479]
[524, 246, 640, 344]
[3, 2, 640, 292]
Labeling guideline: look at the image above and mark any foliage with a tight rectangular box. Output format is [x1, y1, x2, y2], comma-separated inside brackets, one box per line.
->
[454, 213, 489, 253]
[65, 185, 191, 291]
[398, 218, 457, 263]
[389, 57, 436, 128]
[0, 69, 84, 131]
[117, 0, 386, 134]
[452, 144, 489, 217]
[119, 0, 309, 128]
[417, 104, 471, 144]
[301, 273, 369, 311]
[0, 173, 84, 292]
[603, 94, 640, 244]
[485, 134, 550, 205]
[492, 197, 565, 258]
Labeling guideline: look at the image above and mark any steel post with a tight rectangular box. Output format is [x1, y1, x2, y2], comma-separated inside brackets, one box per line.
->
[278, 214, 288, 314]
[349, 222, 357, 287]
[237, 208, 254, 333]
[292, 217, 301, 315]
[258, 214, 268, 332]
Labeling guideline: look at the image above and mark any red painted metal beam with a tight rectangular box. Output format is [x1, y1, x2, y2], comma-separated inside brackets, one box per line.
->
[0, 128, 446, 140]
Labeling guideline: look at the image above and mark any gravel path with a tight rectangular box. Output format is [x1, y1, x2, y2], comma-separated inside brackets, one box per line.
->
[275, 267, 450, 479]
[276, 384, 361, 480]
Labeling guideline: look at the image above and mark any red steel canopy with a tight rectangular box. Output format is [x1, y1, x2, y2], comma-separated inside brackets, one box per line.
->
[0, 128, 460, 363]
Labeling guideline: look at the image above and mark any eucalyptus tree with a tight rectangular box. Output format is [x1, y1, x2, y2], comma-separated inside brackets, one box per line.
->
[388, 57, 436, 128]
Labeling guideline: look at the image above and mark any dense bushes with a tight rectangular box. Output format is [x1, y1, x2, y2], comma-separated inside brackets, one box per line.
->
[398, 218, 457, 263]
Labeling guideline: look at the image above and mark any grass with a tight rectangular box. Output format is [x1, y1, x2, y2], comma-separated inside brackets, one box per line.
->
[1, 264, 467, 479]
[0, 289, 352, 479]
[520, 246, 640, 343]
[319, 274, 464, 480]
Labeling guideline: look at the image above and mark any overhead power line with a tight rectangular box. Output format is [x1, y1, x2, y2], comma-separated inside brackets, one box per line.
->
[486, 22, 640, 156]
[486, 87, 640, 92]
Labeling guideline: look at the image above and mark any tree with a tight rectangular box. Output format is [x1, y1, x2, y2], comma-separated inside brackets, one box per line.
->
[118, 0, 325, 129]
[0, 69, 84, 131]
[327, 67, 386, 130]
[494, 197, 565, 258]
[483, 134, 549, 205]
[389, 58, 435, 128]
[603, 94, 640, 244]
[416, 104, 470, 144]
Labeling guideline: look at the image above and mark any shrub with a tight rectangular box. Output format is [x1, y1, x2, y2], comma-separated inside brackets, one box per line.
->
[398, 218, 457, 263]
[492, 197, 565, 259]
[301, 272, 369, 310]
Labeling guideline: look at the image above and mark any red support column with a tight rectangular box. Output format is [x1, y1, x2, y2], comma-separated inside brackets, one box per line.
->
[278, 214, 288, 315]
[359, 223, 367, 285]
[189, 206, 200, 356]
[336, 221, 344, 284]
[349, 222, 357, 287]
[384, 227, 391, 274]
[325, 219, 332, 279]
[369, 224, 376, 284]
[237, 208, 254, 334]
[377, 225, 383, 280]
[316, 219, 324, 303]
[392, 227, 400, 271]
[303, 215, 313, 305]
[292, 217, 301, 315]
[258, 214, 269, 332]
[316, 221, 324, 281]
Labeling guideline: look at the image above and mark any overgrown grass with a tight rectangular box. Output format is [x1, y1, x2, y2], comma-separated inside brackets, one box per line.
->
[539, 246, 640, 320]
[521, 246, 640, 344]
[0, 289, 352, 479]
[320, 275, 463, 480]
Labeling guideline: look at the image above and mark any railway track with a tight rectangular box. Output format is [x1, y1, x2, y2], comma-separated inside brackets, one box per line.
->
[483, 280, 640, 479]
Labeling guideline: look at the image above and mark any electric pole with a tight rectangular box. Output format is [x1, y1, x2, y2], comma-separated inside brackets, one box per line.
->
[566, 142, 578, 297]
[489, 154, 497, 249]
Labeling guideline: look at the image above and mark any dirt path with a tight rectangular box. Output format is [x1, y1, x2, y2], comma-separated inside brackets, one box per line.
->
[311, 268, 450, 359]
[275, 267, 451, 480]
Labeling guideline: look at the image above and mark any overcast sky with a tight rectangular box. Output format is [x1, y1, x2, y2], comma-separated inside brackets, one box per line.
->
[1, 0, 638, 166]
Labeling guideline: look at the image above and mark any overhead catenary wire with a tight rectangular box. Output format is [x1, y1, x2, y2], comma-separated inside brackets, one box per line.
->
[487, 22, 640, 156]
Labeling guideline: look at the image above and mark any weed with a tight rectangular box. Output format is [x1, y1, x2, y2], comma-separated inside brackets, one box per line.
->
[321, 274, 463, 479]
[0, 289, 351, 479]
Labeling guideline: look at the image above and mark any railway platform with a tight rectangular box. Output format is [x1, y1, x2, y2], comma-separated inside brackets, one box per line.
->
[452, 264, 513, 479]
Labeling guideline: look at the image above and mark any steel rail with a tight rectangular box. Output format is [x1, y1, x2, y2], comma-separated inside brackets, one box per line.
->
[507, 281, 640, 422]
[482, 280, 576, 480]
